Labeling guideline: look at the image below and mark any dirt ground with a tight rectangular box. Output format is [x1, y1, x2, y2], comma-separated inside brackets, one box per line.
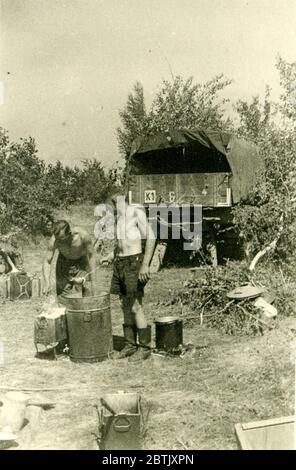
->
[0, 205, 295, 450]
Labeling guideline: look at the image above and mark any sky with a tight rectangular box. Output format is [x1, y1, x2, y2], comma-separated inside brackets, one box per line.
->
[1, 0, 296, 167]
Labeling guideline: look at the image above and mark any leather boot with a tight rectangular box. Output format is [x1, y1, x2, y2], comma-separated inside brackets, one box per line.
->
[128, 326, 151, 362]
[114, 324, 137, 359]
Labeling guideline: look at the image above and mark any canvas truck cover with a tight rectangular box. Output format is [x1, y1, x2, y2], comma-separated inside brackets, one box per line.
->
[129, 128, 262, 204]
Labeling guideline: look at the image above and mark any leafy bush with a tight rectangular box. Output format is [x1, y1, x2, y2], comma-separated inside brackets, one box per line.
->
[232, 57, 296, 267]
[175, 261, 295, 336]
[0, 128, 123, 236]
[0, 130, 53, 235]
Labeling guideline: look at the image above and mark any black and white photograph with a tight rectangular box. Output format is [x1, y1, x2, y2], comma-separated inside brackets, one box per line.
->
[0, 0, 295, 453]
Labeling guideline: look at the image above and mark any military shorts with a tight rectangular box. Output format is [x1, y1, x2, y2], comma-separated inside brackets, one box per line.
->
[110, 253, 147, 297]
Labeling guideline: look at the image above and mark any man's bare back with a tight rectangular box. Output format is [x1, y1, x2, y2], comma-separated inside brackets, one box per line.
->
[43, 222, 96, 296]
[53, 226, 90, 260]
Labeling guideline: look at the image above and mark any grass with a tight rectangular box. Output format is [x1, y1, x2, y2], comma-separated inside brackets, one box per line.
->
[0, 205, 295, 450]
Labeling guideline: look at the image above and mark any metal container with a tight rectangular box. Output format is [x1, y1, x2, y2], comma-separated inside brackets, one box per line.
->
[155, 316, 183, 352]
[112, 335, 125, 352]
[60, 293, 113, 363]
[98, 392, 142, 450]
[6, 273, 32, 301]
[34, 307, 67, 352]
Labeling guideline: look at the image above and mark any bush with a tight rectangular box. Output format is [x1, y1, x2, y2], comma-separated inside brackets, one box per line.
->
[175, 261, 295, 336]
[0, 128, 123, 236]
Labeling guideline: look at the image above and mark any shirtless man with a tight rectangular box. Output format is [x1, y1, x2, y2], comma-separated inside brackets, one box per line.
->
[101, 193, 156, 362]
[43, 220, 96, 297]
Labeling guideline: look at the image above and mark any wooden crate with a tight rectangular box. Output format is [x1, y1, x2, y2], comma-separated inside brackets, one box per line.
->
[235, 416, 295, 450]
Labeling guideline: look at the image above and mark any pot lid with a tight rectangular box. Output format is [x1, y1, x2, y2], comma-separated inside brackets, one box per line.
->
[227, 285, 264, 300]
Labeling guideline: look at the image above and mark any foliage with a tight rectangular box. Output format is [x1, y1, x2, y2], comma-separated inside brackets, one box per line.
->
[0, 130, 53, 235]
[117, 82, 148, 160]
[149, 75, 232, 134]
[234, 85, 273, 142]
[175, 261, 294, 336]
[0, 128, 123, 235]
[232, 57, 296, 266]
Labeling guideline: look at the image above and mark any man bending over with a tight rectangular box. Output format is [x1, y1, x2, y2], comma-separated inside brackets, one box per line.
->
[43, 220, 96, 297]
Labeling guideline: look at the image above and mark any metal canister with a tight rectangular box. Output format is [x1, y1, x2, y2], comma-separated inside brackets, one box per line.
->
[60, 292, 113, 363]
[155, 316, 183, 352]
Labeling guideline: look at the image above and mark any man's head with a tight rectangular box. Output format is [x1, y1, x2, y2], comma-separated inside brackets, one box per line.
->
[53, 220, 71, 242]
[106, 190, 128, 216]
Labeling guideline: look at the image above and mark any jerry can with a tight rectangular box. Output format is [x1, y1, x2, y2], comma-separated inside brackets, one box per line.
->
[6, 272, 32, 300]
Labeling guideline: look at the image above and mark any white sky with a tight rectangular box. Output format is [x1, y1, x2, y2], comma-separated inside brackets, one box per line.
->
[1, 0, 296, 166]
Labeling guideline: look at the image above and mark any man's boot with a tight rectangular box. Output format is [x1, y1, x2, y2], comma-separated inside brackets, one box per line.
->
[114, 324, 137, 359]
[128, 326, 151, 362]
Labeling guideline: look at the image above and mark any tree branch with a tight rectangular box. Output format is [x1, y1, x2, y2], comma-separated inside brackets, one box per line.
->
[249, 215, 284, 271]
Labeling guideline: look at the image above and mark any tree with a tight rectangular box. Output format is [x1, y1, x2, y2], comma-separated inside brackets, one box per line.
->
[0, 128, 122, 236]
[232, 57, 296, 269]
[149, 75, 232, 134]
[117, 82, 147, 159]
[234, 85, 273, 142]
[117, 74, 233, 160]
[0, 129, 53, 235]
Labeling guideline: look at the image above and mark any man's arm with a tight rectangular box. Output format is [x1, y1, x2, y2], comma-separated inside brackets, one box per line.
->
[84, 235, 97, 290]
[136, 207, 156, 283]
[42, 236, 56, 295]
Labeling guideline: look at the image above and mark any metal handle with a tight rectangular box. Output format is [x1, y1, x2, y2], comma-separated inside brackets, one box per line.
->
[84, 312, 92, 322]
[113, 416, 131, 433]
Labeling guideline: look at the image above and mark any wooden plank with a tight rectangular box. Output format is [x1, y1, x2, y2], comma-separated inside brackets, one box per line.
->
[241, 416, 294, 430]
[235, 417, 295, 450]
[177, 173, 215, 206]
[140, 174, 176, 204]
[129, 173, 232, 207]
[235, 423, 253, 450]
[150, 242, 167, 273]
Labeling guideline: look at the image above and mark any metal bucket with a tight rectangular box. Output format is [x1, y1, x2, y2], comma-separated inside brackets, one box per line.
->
[59, 292, 113, 363]
[155, 316, 183, 352]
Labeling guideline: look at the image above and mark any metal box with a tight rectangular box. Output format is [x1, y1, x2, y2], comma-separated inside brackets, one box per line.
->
[98, 392, 142, 450]
[235, 416, 295, 450]
[34, 307, 67, 352]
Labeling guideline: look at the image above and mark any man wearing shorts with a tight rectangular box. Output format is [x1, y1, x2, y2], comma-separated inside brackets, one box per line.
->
[101, 193, 156, 362]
